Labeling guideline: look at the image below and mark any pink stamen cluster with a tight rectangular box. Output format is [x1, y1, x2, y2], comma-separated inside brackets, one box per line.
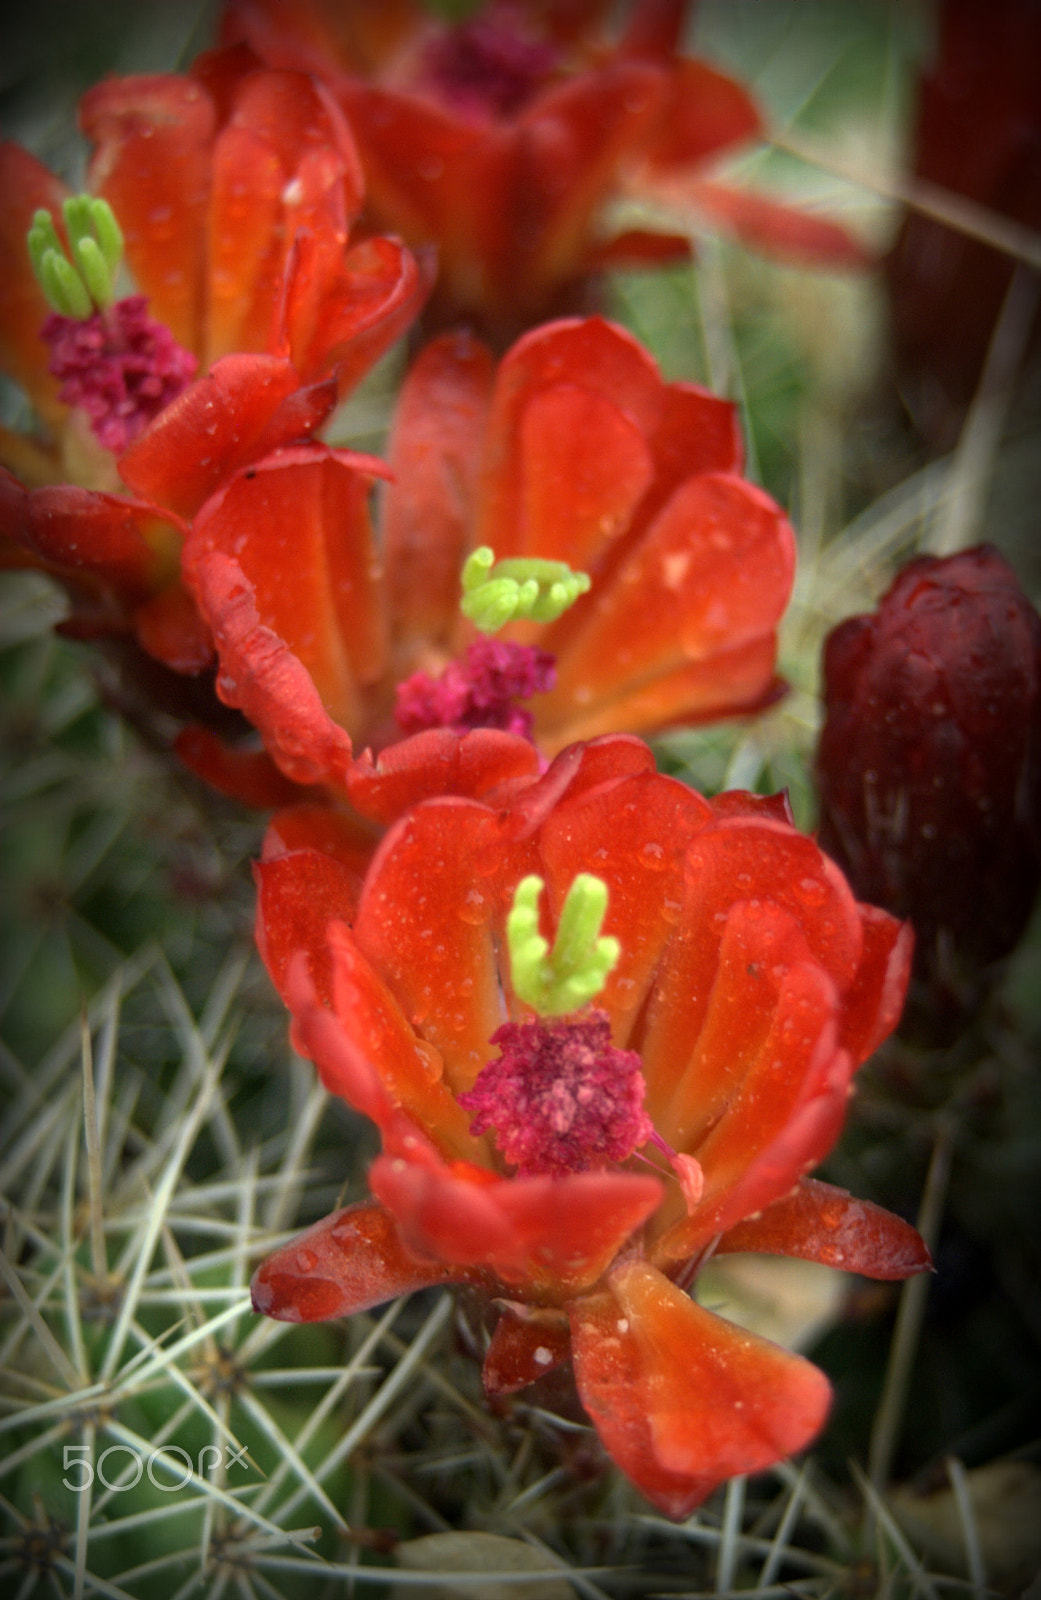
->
[418, 4, 559, 119]
[394, 636, 555, 741]
[459, 1008, 655, 1178]
[42, 294, 197, 455]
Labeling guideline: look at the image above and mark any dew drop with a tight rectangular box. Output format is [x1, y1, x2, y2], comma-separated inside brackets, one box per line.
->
[458, 887, 488, 924]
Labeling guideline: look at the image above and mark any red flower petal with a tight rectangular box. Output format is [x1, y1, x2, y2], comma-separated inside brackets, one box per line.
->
[381, 329, 495, 649]
[82, 74, 217, 354]
[536, 767, 712, 1041]
[479, 319, 666, 545]
[285, 232, 433, 393]
[345, 727, 540, 826]
[839, 904, 914, 1062]
[352, 797, 511, 1095]
[284, 930, 479, 1157]
[255, 825, 372, 1003]
[183, 445, 390, 783]
[370, 1154, 662, 1295]
[538, 474, 795, 738]
[184, 545, 355, 788]
[251, 1200, 463, 1323]
[119, 353, 338, 519]
[0, 472, 180, 601]
[495, 380, 654, 568]
[569, 1260, 831, 1520]
[716, 1177, 932, 1280]
[680, 181, 873, 268]
[639, 57, 762, 170]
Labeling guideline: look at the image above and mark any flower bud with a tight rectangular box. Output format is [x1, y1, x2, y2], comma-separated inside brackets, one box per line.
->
[815, 545, 1041, 1030]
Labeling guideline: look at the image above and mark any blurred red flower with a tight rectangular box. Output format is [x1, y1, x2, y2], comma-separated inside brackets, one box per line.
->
[0, 47, 426, 689]
[886, 0, 1041, 447]
[250, 734, 927, 1517]
[179, 315, 796, 817]
[220, 0, 867, 343]
[816, 544, 1041, 1031]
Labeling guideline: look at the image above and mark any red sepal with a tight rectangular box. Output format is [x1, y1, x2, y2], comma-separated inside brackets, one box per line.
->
[483, 1303, 571, 1396]
[715, 1177, 932, 1281]
[251, 1200, 466, 1323]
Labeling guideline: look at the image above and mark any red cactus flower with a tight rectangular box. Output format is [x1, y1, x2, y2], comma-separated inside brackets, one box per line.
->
[179, 315, 796, 817]
[219, 0, 868, 343]
[816, 544, 1041, 1030]
[250, 734, 928, 1517]
[0, 47, 427, 686]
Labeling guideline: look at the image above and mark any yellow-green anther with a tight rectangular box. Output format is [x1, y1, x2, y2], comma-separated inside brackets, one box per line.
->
[507, 873, 620, 1017]
[461, 545, 591, 634]
[27, 196, 124, 316]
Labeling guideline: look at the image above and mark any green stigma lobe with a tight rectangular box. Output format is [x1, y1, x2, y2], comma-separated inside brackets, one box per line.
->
[507, 873, 620, 1016]
[28, 196, 124, 316]
[461, 546, 591, 633]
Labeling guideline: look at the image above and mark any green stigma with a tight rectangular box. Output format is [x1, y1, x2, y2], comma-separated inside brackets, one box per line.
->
[28, 196, 124, 317]
[507, 873, 619, 1017]
[460, 546, 590, 634]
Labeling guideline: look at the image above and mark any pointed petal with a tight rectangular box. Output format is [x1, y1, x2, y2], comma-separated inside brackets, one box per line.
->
[251, 1200, 462, 1323]
[382, 330, 495, 649]
[569, 1261, 831, 1519]
[483, 1303, 571, 1396]
[716, 1178, 932, 1281]
[119, 353, 338, 519]
[500, 732, 657, 844]
[201, 66, 364, 362]
[638, 175, 872, 267]
[643, 897, 828, 1149]
[640, 58, 762, 169]
[499, 63, 663, 312]
[535, 638, 783, 749]
[371, 1154, 662, 1295]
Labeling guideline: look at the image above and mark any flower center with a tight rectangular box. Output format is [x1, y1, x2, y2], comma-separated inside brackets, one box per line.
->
[29, 195, 197, 455]
[458, 872, 705, 1206]
[42, 298, 197, 456]
[394, 636, 555, 741]
[418, 4, 559, 119]
[458, 1008, 654, 1177]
